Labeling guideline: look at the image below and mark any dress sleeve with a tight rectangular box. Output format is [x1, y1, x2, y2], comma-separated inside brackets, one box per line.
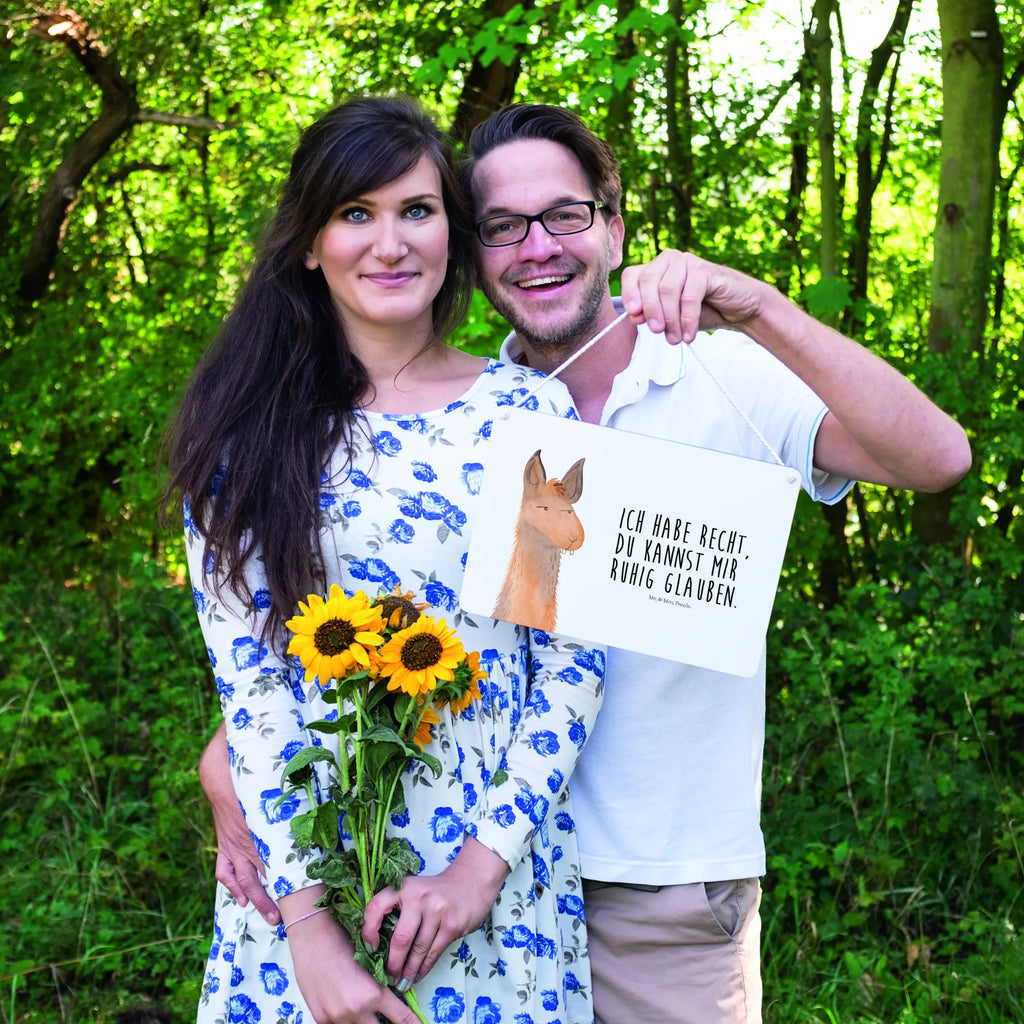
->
[468, 629, 605, 871]
[185, 504, 324, 897]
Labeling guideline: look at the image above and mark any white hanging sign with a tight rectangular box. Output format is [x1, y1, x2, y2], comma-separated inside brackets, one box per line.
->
[461, 407, 801, 677]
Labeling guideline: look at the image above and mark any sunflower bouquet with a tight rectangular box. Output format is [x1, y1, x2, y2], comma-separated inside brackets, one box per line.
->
[278, 583, 485, 1020]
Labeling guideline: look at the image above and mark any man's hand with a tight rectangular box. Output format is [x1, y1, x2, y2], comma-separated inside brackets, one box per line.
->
[361, 836, 510, 990]
[199, 723, 281, 925]
[620, 249, 762, 344]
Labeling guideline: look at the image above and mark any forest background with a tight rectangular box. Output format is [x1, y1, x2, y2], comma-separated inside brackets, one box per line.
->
[1, 0, 1021, 1021]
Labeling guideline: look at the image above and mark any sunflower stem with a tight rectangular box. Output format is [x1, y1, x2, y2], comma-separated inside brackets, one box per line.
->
[402, 985, 429, 1024]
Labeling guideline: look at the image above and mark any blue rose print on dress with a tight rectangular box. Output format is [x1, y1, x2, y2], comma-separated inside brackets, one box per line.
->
[568, 721, 586, 750]
[493, 804, 516, 828]
[389, 520, 416, 544]
[557, 893, 585, 922]
[230, 966, 244, 987]
[249, 831, 270, 865]
[430, 807, 464, 844]
[221, 941, 237, 964]
[208, 923, 223, 961]
[545, 768, 564, 794]
[272, 877, 293, 897]
[259, 788, 299, 823]
[347, 557, 400, 591]
[412, 461, 437, 482]
[432, 987, 466, 1022]
[558, 666, 583, 685]
[529, 731, 560, 756]
[444, 503, 468, 530]
[534, 934, 557, 959]
[253, 589, 272, 611]
[526, 689, 551, 715]
[374, 431, 403, 456]
[231, 636, 265, 671]
[227, 994, 261, 1023]
[572, 647, 605, 674]
[515, 788, 549, 826]
[554, 811, 575, 832]
[319, 492, 336, 509]
[495, 387, 529, 408]
[476, 419, 493, 441]
[349, 468, 374, 489]
[394, 415, 429, 433]
[194, 587, 207, 613]
[501, 924, 535, 951]
[473, 996, 501, 1024]
[424, 578, 458, 611]
[259, 963, 289, 996]
[279, 739, 304, 762]
[342, 499, 362, 518]
[542, 990, 559, 1011]
[460, 463, 485, 495]
[232, 708, 252, 730]
[532, 851, 551, 890]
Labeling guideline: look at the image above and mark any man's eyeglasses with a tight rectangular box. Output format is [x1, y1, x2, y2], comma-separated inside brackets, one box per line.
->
[475, 200, 607, 248]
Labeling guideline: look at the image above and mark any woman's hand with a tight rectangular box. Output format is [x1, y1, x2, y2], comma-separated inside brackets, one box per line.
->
[361, 836, 510, 991]
[285, 905, 421, 1024]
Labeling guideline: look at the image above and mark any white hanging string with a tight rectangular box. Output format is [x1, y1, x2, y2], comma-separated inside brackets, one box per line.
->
[513, 311, 786, 467]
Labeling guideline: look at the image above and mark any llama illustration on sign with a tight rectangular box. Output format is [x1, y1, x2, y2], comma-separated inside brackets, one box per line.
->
[492, 449, 585, 631]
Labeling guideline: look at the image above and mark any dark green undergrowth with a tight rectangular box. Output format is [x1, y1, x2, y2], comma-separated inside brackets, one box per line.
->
[1, 553, 215, 1023]
[761, 528, 1024, 1022]
[1, 509, 1020, 1023]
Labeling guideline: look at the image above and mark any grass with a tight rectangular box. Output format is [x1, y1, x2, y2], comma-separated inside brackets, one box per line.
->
[1, 544, 1020, 1023]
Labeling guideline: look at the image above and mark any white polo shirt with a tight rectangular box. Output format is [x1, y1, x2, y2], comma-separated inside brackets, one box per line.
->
[500, 310, 852, 884]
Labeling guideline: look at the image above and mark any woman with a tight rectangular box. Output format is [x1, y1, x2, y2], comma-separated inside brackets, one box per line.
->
[164, 97, 605, 1024]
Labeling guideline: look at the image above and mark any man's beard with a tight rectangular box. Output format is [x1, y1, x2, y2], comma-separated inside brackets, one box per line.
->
[481, 258, 611, 357]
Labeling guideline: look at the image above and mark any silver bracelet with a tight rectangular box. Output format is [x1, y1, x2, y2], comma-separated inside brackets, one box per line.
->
[283, 906, 328, 933]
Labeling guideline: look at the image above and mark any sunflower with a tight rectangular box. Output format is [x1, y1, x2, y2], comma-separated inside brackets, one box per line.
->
[372, 585, 427, 630]
[285, 585, 386, 684]
[409, 702, 441, 749]
[376, 615, 465, 696]
[446, 650, 486, 715]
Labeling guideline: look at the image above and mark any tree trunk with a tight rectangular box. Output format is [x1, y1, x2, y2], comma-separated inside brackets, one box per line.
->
[449, 0, 533, 145]
[805, 0, 850, 605]
[913, 0, 1004, 545]
[848, 0, 913, 307]
[664, 0, 693, 248]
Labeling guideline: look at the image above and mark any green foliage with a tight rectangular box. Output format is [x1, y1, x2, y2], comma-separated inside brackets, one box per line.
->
[2, 0, 1022, 1019]
[0, 556, 215, 1022]
[761, 533, 1024, 1022]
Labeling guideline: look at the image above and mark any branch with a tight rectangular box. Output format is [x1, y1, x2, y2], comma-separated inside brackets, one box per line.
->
[18, 8, 233, 302]
[137, 109, 233, 131]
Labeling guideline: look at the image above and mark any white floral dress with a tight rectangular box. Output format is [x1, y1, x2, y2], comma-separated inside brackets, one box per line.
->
[188, 360, 605, 1024]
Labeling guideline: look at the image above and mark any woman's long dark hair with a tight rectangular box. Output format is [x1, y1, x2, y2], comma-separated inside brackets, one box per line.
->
[163, 96, 474, 643]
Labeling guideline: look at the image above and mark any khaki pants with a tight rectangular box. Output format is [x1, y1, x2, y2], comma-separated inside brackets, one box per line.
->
[582, 878, 762, 1024]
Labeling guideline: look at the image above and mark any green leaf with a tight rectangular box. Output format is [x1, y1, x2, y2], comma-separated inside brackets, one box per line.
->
[309, 849, 362, 890]
[311, 800, 341, 850]
[289, 808, 317, 848]
[281, 745, 337, 787]
[801, 277, 853, 320]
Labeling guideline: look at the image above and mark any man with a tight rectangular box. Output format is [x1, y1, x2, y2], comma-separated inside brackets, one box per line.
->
[201, 104, 970, 1023]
